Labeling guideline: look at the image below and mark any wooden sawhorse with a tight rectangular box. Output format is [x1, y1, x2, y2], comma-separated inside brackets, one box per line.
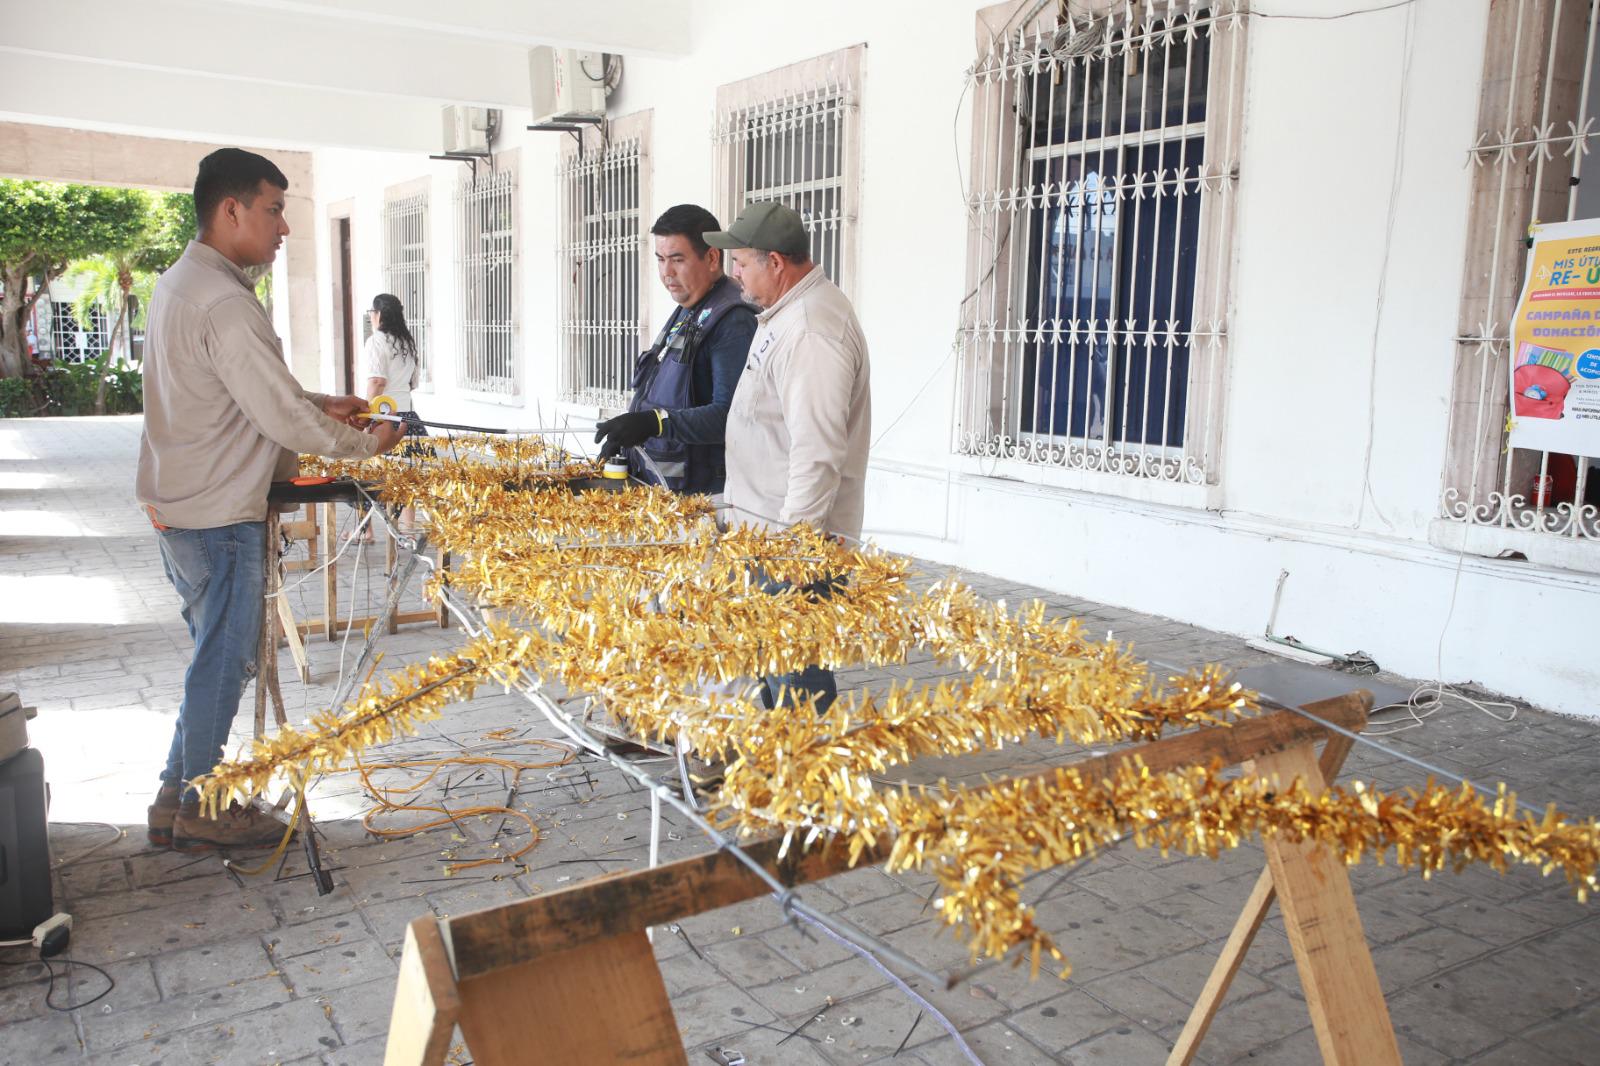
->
[382, 692, 1400, 1066]
[250, 480, 449, 892]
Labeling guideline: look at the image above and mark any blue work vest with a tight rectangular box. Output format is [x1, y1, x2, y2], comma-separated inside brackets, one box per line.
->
[627, 275, 748, 493]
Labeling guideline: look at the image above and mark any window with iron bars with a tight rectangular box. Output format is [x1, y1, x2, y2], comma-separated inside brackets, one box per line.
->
[1442, 0, 1600, 556]
[558, 134, 645, 406]
[454, 166, 518, 395]
[713, 46, 862, 296]
[382, 190, 430, 387]
[955, 4, 1245, 485]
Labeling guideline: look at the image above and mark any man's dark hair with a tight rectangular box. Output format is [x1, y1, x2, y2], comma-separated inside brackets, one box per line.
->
[193, 148, 289, 231]
[650, 204, 722, 256]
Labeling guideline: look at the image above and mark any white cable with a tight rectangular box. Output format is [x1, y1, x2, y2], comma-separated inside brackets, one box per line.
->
[272, 506, 373, 601]
[51, 822, 124, 869]
[334, 519, 369, 700]
[1354, 0, 1416, 532]
[1366, 682, 1518, 737]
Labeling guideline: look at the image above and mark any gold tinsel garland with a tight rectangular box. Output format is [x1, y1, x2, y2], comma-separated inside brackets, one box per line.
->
[191, 445, 1600, 969]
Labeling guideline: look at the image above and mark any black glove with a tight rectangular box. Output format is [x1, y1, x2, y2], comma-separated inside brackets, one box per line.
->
[594, 409, 663, 460]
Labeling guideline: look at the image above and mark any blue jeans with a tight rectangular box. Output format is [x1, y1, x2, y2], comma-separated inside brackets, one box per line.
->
[759, 572, 845, 714]
[155, 522, 266, 796]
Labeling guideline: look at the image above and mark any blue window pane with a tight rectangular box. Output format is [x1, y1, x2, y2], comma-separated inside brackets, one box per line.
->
[1020, 136, 1203, 448]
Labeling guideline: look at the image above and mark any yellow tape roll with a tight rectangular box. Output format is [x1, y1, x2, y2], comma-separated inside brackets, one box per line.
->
[369, 394, 399, 417]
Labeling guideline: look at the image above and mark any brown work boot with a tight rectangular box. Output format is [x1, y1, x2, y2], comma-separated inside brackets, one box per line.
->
[171, 801, 296, 853]
[146, 783, 182, 846]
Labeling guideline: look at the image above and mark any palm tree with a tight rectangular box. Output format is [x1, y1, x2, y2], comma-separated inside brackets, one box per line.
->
[64, 253, 155, 414]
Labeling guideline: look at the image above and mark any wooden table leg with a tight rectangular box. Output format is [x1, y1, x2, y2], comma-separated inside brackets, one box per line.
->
[254, 510, 280, 738]
[322, 501, 339, 641]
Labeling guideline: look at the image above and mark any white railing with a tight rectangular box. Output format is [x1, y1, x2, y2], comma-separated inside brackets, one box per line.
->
[382, 191, 429, 386]
[954, 2, 1245, 485]
[557, 137, 643, 407]
[714, 77, 856, 289]
[1442, 0, 1600, 542]
[454, 167, 518, 395]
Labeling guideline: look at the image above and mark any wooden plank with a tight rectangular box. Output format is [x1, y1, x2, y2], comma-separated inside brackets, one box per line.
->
[445, 694, 1371, 980]
[322, 502, 339, 641]
[295, 610, 438, 638]
[435, 549, 450, 629]
[276, 593, 311, 684]
[386, 525, 399, 636]
[453, 930, 686, 1066]
[1167, 727, 1362, 1065]
[1256, 743, 1401, 1066]
[383, 918, 460, 1066]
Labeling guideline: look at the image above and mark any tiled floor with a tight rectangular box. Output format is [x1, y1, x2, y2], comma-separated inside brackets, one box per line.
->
[1, 416, 1597, 1065]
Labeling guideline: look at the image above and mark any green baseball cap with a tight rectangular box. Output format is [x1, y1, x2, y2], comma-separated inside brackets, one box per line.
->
[703, 201, 810, 257]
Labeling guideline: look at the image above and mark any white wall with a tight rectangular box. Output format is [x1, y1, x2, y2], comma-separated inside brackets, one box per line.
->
[308, 0, 1600, 717]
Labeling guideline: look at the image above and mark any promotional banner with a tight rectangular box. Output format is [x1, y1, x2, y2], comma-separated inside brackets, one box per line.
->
[1509, 218, 1600, 457]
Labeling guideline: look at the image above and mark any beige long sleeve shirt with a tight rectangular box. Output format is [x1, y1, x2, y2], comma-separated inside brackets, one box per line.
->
[723, 267, 872, 540]
[136, 241, 381, 528]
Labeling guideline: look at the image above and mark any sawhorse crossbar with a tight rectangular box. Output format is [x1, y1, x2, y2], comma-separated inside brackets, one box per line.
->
[383, 692, 1400, 1066]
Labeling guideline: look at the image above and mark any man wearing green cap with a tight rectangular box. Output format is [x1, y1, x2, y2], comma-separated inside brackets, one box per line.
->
[705, 201, 871, 712]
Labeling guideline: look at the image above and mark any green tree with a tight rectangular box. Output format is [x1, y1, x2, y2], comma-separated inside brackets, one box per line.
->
[65, 253, 158, 413]
[0, 181, 150, 379]
[132, 192, 197, 274]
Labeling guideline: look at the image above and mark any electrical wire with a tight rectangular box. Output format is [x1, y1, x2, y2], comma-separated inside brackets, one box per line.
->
[1366, 682, 1517, 737]
[1353, 0, 1416, 533]
[273, 505, 373, 601]
[1254, 0, 1420, 20]
[50, 822, 125, 869]
[791, 906, 983, 1066]
[351, 731, 575, 874]
[0, 952, 116, 1011]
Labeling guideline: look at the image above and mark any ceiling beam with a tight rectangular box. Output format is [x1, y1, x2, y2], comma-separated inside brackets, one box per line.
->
[3, 0, 535, 110]
[0, 53, 461, 154]
[206, 0, 691, 56]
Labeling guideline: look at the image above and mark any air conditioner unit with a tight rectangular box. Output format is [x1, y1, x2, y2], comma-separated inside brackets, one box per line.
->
[529, 46, 610, 125]
[441, 105, 497, 156]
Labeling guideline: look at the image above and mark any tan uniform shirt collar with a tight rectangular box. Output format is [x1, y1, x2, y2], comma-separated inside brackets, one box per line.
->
[185, 239, 255, 292]
[756, 265, 825, 323]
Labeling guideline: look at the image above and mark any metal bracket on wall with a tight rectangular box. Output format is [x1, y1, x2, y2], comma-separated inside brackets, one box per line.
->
[527, 115, 605, 152]
[428, 152, 483, 184]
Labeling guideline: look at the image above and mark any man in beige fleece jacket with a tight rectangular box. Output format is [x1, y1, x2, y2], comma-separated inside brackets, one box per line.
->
[706, 202, 871, 713]
[137, 148, 403, 851]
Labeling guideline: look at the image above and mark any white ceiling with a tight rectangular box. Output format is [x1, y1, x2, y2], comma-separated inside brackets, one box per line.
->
[0, 0, 690, 153]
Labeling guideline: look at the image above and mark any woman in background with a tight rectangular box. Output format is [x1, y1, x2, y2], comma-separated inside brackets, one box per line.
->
[362, 293, 426, 535]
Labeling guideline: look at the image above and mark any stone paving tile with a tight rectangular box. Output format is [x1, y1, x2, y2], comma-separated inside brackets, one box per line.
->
[1512, 1017, 1600, 1064]
[315, 976, 397, 1047]
[1005, 988, 1131, 1054]
[911, 1021, 1061, 1065]
[1056, 1024, 1178, 1064]
[1464, 1039, 1587, 1065]
[5, 415, 1600, 1066]
[277, 938, 395, 998]
[151, 937, 278, 999]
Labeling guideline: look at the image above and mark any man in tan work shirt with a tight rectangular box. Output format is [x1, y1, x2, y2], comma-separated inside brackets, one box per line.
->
[705, 201, 871, 712]
[137, 148, 404, 852]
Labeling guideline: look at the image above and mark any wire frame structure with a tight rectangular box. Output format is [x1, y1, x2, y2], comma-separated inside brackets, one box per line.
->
[557, 136, 644, 407]
[454, 167, 518, 395]
[713, 73, 858, 290]
[1442, 0, 1600, 542]
[954, 2, 1246, 484]
[382, 191, 430, 387]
